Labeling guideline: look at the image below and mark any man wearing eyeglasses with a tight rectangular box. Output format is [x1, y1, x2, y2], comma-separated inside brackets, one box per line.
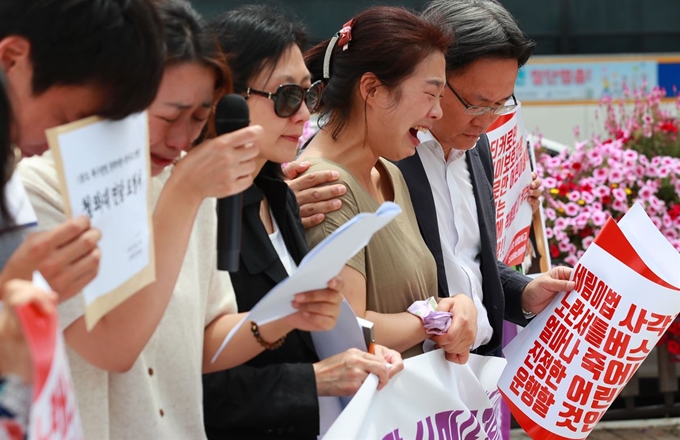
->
[395, 0, 575, 358]
[287, 0, 575, 360]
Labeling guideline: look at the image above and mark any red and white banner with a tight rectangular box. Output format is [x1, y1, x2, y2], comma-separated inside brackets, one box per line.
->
[16, 277, 84, 440]
[499, 203, 680, 439]
[323, 351, 506, 439]
[487, 104, 533, 267]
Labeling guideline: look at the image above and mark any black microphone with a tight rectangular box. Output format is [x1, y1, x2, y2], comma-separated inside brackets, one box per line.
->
[215, 94, 250, 272]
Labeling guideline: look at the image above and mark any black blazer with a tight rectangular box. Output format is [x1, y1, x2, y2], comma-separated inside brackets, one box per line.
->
[202, 171, 320, 440]
[395, 134, 531, 356]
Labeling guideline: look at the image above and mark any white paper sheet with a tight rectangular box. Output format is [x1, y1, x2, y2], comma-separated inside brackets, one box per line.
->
[211, 202, 402, 363]
[47, 112, 155, 329]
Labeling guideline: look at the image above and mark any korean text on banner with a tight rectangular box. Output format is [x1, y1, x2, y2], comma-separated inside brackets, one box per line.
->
[46, 112, 156, 330]
[15, 273, 84, 439]
[499, 203, 680, 440]
[486, 104, 533, 266]
[324, 351, 507, 440]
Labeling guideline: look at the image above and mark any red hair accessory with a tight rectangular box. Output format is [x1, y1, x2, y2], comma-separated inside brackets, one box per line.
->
[337, 19, 356, 51]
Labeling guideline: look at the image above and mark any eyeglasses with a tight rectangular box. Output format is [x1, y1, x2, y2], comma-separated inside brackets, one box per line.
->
[246, 80, 324, 118]
[446, 82, 517, 116]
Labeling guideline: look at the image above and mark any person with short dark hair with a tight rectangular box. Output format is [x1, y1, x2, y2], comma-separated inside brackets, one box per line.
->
[298, 6, 481, 363]
[0, 0, 167, 305]
[203, 6, 403, 439]
[0, 0, 165, 157]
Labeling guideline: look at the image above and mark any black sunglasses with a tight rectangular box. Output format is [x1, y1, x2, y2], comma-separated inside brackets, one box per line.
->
[246, 80, 324, 118]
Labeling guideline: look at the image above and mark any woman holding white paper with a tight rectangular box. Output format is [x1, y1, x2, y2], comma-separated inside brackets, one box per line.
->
[202, 7, 404, 439]
[18, 1, 343, 439]
[300, 7, 479, 360]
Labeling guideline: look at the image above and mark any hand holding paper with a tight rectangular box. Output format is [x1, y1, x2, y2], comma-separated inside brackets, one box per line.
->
[1, 174, 101, 301]
[46, 112, 155, 329]
[499, 203, 680, 440]
[211, 202, 403, 363]
[286, 276, 344, 332]
[520, 266, 575, 315]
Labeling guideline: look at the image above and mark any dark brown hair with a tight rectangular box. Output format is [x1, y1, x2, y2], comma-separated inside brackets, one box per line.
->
[305, 6, 451, 140]
[156, 0, 232, 138]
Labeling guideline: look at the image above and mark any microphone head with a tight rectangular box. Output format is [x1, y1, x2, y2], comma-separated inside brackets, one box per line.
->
[215, 94, 250, 136]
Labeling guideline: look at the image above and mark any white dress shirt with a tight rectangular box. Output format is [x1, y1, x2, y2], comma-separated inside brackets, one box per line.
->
[416, 131, 494, 349]
[267, 209, 342, 437]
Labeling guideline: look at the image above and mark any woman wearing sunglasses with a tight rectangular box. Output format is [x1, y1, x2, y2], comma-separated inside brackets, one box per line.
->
[203, 6, 403, 440]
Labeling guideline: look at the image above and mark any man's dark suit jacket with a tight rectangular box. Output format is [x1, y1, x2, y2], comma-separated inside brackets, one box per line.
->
[395, 134, 531, 356]
[202, 170, 320, 440]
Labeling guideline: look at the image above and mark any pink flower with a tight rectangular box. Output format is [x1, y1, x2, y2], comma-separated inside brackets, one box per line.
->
[652, 217, 663, 229]
[574, 213, 589, 228]
[565, 202, 580, 216]
[612, 187, 628, 202]
[594, 185, 610, 197]
[554, 218, 567, 231]
[612, 199, 628, 212]
[582, 236, 594, 249]
[546, 228, 554, 239]
[651, 197, 665, 212]
[543, 177, 557, 189]
[565, 255, 579, 267]
[589, 153, 604, 167]
[558, 240, 571, 252]
[609, 169, 624, 183]
[544, 208, 556, 221]
[568, 191, 581, 202]
[582, 192, 595, 203]
[663, 214, 673, 228]
[568, 243, 578, 255]
[623, 150, 638, 161]
[638, 185, 655, 200]
[657, 166, 671, 178]
[594, 168, 609, 183]
[576, 250, 585, 259]
[592, 211, 608, 226]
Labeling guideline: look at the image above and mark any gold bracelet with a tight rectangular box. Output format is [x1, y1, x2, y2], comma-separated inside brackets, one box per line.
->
[250, 321, 286, 350]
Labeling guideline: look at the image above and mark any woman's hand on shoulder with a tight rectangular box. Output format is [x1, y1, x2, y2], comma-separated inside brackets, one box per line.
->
[171, 125, 263, 202]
